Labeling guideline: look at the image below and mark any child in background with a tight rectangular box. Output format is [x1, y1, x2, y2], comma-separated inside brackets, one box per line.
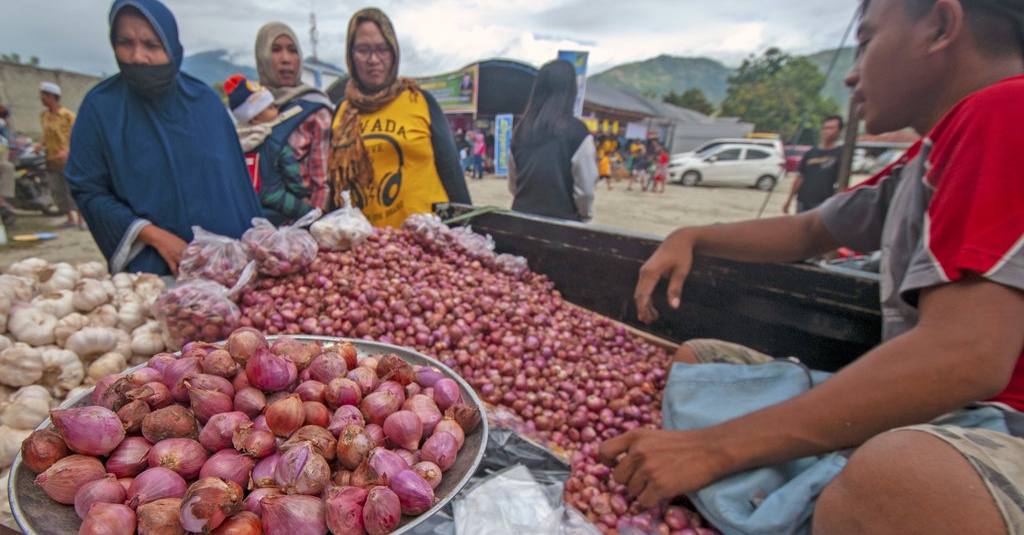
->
[598, 150, 613, 190]
[225, 75, 314, 225]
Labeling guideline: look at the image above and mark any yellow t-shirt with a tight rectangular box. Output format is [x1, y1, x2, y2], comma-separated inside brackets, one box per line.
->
[40, 107, 75, 164]
[334, 90, 448, 228]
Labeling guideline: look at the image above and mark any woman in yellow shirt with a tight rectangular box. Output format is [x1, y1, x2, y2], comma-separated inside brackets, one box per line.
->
[328, 8, 470, 227]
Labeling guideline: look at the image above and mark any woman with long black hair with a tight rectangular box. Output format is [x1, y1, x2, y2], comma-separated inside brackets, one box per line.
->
[508, 59, 598, 222]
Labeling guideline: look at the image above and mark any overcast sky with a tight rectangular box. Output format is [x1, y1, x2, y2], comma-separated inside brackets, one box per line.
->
[2, 1, 861, 78]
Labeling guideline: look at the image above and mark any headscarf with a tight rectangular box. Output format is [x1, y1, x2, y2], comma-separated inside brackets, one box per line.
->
[255, 22, 330, 107]
[328, 7, 419, 205]
[65, 0, 261, 275]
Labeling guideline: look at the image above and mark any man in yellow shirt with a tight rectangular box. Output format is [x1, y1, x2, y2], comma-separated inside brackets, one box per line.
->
[39, 82, 83, 229]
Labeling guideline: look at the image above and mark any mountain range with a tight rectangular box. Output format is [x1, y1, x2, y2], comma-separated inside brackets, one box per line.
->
[181, 48, 855, 109]
[588, 47, 856, 109]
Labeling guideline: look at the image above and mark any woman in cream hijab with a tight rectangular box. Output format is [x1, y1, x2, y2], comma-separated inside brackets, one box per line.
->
[254, 22, 333, 211]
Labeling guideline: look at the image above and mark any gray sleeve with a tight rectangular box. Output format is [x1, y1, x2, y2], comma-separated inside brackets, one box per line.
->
[571, 134, 598, 222]
[818, 173, 900, 254]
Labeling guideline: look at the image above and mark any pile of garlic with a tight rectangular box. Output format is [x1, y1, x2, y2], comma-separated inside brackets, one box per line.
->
[0, 258, 169, 470]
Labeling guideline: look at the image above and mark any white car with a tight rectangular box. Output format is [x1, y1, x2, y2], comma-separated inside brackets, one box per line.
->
[667, 143, 785, 190]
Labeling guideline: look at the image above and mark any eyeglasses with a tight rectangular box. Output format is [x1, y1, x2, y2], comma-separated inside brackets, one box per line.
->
[353, 45, 392, 60]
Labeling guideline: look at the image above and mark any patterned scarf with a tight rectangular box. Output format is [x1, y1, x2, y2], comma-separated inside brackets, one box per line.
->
[328, 8, 420, 209]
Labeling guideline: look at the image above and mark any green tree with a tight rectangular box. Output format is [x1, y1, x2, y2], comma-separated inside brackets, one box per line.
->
[664, 88, 715, 116]
[1, 53, 22, 64]
[720, 48, 841, 143]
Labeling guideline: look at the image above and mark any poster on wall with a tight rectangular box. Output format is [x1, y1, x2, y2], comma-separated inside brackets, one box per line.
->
[494, 114, 513, 176]
[557, 50, 588, 118]
[415, 66, 479, 114]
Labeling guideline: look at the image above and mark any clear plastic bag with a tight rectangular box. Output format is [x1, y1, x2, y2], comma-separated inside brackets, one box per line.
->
[177, 226, 251, 287]
[241, 209, 322, 277]
[309, 191, 373, 251]
[153, 262, 256, 350]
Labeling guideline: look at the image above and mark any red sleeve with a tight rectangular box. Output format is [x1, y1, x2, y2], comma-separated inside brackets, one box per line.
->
[924, 79, 1024, 282]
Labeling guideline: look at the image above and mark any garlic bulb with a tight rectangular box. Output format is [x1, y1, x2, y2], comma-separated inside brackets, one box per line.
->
[0, 395, 50, 429]
[0, 296, 9, 336]
[5, 258, 49, 282]
[54, 313, 90, 348]
[0, 344, 45, 387]
[64, 385, 91, 404]
[87, 352, 128, 383]
[40, 347, 85, 398]
[0, 275, 36, 303]
[0, 425, 33, 467]
[10, 384, 53, 406]
[133, 274, 165, 307]
[31, 290, 75, 320]
[116, 292, 147, 331]
[112, 272, 135, 293]
[131, 320, 165, 357]
[0, 336, 10, 353]
[37, 262, 80, 294]
[75, 261, 108, 280]
[115, 330, 132, 361]
[64, 326, 119, 362]
[72, 278, 111, 313]
[7, 304, 58, 346]
[88, 304, 119, 329]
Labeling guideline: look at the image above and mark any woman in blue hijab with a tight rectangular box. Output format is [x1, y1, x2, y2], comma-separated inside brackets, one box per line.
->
[66, 0, 262, 277]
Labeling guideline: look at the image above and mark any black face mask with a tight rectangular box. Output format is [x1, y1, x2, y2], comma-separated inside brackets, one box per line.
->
[118, 61, 178, 100]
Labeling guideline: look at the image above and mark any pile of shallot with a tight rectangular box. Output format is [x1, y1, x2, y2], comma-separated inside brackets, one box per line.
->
[19, 329, 481, 535]
[233, 222, 719, 534]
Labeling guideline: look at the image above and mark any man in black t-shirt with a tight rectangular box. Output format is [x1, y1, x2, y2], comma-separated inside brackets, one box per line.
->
[783, 115, 844, 213]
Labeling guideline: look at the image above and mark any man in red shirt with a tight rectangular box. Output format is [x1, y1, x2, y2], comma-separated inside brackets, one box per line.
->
[604, 1, 1024, 533]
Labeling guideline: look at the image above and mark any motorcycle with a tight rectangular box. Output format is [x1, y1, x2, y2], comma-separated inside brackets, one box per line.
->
[4, 139, 61, 217]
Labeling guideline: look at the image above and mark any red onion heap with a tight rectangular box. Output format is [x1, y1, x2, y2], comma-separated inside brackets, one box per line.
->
[21, 332, 482, 535]
[232, 222, 711, 533]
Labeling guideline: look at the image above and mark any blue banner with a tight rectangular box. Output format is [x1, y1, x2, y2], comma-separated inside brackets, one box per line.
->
[494, 114, 513, 176]
[557, 50, 589, 118]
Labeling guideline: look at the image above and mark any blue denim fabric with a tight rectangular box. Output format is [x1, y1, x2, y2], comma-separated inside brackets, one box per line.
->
[662, 360, 1010, 535]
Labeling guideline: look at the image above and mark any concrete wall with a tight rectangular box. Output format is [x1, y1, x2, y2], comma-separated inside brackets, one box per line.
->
[0, 62, 103, 141]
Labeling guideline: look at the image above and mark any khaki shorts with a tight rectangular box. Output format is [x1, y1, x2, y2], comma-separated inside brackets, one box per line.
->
[899, 424, 1024, 535]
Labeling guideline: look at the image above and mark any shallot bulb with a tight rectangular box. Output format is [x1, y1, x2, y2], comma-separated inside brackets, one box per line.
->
[306, 351, 349, 384]
[360, 390, 400, 426]
[363, 486, 401, 535]
[389, 469, 436, 515]
[367, 447, 408, 482]
[431, 378, 463, 411]
[265, 393, 305, 437]
[180, 477, 245, 534]
[20, 428, 69, 474]
[242, 487, 281, 516]
[135, 497, 185, 535]
[79, 502, 136, 535]
[383, 409, 423, 451]
[280, 425, 337, 461]
[421, 431, 459, 471]
[412, 461, 443, 489]
[225, 327, 268, 366]
[148, 438, 207, 480]
[274, 442, 330, 495]
[245, 347, 298, 392]
[128, 467, 188, 508]
[188, 386, 235, 424]
[200, 449, 256, 489]
[324, 485, 368, 535]
[74, 473, 128, 519]
[34, 454, 105, 504]
[324, 377, 362, 409]
[106, 437, 153, 478]
[212, 511, 262, 535]
[50, 406, 125, 456]
[433, 417, 466, 449]
[335, 424, 375, 471]
[261, 494, 327, 535]
[232, 425, 276, 459]
[199, 411, 251, 452]
[141, 404, 198, 443]
[232, 387, 266, 419]
[327, 405, 365, 436]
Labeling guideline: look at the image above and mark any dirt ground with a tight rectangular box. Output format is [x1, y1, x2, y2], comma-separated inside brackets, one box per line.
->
[0, 170, 867, 271]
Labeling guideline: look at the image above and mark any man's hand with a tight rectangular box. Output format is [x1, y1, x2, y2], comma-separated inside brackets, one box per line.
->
[634, 228, 697, 324]
[782, 199, 791, 214]
[597, 428, 731, 508]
